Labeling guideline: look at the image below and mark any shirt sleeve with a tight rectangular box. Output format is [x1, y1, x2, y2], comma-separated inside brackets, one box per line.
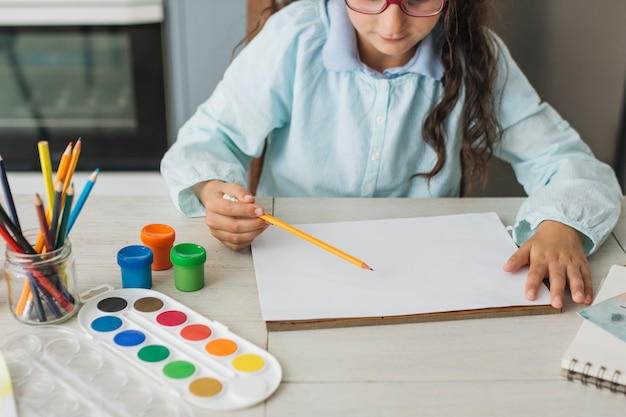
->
[490, 36, 622, 254]
[160, 2, 320, 216]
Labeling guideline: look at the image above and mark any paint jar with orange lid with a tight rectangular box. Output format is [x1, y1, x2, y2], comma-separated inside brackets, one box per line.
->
[140, 223, 176, 270]
[170, 243, 206, 292]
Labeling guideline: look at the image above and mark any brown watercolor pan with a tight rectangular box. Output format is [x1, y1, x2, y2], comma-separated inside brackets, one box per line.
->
[77, 288, 282, 411]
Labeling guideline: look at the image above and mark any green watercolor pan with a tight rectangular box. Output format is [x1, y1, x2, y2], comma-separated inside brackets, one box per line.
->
[77, 287, 282, 411]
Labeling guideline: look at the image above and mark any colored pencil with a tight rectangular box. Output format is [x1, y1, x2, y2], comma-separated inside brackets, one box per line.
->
[32, 277, 63, 320]
[21, 294, 34, 320]
[14, 280, 31, 316]
[33, 141, 73, 255]
[54, 142, 72, 187]
[26, 276, 47, 322]
[36, 191, 75, 304]
[63, 138, 81, 195]
[37, 141, 55, 210]
[0, 221, 22, 253]
[33, 269, 73, 312]
[49, 181, 63, 244]
[0, 203, 35, 254]
[7, 235, 74, 312]
[55, 184, 73, 249]
[0, 224, 44, 320]
[0, 154, 20, 230]
[34, 194, 54, 252]
[67, 168, 98, 234]
[222, 194, 372, 270]
[259, 213, 372, 270]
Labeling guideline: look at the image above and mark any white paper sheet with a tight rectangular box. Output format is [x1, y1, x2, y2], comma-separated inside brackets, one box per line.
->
[251, 212, 552, 321]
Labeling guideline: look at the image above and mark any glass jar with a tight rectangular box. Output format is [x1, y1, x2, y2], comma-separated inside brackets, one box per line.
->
[4, 230, 79, 324]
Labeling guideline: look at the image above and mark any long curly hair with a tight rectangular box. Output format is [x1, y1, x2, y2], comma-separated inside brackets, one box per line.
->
[422, 0, 501, 195]
[246, 0, 501, 196]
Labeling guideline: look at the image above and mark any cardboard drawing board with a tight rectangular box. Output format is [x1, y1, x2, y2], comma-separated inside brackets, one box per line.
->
[251, 212, 556, 330]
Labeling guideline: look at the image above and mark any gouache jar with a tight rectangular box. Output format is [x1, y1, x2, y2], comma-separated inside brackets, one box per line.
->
[4, 229, 79, 325]
[170, 243, 206, 292]
[117, 245, 153, 289]
[140, 224, 176, 270]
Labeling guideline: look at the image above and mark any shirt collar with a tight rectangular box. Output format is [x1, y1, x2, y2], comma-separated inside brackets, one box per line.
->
[322, 0, 445, 79]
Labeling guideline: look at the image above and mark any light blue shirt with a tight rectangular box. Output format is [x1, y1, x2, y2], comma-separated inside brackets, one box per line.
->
[161, 0, 622, 254]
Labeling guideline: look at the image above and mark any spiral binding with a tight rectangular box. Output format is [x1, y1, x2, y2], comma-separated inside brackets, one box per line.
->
[566, 358, 626, 395]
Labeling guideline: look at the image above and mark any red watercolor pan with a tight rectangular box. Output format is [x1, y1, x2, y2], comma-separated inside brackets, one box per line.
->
[77, 288, 282, 411]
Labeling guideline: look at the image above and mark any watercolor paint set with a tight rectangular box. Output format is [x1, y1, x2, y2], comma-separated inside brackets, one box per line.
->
[0, 287, 282, 415]
[0, 326, 192, 417]
[76, 287, 282, 411]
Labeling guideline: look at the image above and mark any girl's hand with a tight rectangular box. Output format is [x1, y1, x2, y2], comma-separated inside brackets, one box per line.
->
[192, 180, 269, 251]
[502, 220, 592, 309]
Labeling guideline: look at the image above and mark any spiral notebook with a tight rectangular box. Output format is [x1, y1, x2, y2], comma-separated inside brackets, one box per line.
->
[561, 265, 626, 393]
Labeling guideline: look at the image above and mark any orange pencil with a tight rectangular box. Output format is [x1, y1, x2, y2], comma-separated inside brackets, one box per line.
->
[54, 142, 72, 187]
[62, 138, 81, 195]
[259, 213, 372, 270]
[15, 281, 31, 316]
[222, 194, 372, 270]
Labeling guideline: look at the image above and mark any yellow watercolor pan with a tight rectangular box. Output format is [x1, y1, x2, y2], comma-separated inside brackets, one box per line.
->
[77, 288, 282, 411]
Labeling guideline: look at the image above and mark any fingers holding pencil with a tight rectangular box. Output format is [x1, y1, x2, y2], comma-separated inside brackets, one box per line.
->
[193, 181, 267, 251]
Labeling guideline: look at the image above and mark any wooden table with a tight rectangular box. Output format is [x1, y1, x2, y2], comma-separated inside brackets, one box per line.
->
[1, 195, 625, 417]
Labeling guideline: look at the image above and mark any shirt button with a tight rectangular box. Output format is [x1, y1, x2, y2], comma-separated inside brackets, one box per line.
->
[370, 152, 380, 161]
[376, 115, 385, 125]
[364, 183, 374, 192]
[378, 81, 389, 91]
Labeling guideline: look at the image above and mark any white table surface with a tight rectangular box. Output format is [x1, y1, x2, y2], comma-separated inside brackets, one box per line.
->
[1, 195, 625, 417]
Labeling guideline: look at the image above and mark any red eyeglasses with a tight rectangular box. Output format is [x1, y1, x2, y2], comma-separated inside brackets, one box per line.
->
[345, 0, 447, 17]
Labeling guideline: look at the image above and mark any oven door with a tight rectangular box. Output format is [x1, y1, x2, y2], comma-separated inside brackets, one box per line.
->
[0, 1, 167, 171]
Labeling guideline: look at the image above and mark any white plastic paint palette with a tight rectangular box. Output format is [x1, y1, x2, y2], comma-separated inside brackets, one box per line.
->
[0, 326, 192, 417]
[77, 288, 282, 411]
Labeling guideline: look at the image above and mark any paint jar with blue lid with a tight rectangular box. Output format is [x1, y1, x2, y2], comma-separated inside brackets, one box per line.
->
[117, 245, 153, 289]
[170, 243, 206, 292]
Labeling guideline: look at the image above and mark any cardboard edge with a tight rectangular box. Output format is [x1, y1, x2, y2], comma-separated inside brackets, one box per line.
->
[266, 304, 559, 331]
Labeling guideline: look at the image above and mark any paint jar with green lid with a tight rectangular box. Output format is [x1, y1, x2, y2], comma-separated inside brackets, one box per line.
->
[170, 243, 206, 292]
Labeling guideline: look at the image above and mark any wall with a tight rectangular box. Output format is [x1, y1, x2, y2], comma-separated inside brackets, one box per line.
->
[164, 0, 247, 140]
[476, 0, 626, 196]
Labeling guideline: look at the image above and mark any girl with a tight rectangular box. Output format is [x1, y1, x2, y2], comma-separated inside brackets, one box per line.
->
[161, 0, 622, 309]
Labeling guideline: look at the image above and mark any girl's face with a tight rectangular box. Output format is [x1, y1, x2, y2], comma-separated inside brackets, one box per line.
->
[346, 4, 442, 72]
